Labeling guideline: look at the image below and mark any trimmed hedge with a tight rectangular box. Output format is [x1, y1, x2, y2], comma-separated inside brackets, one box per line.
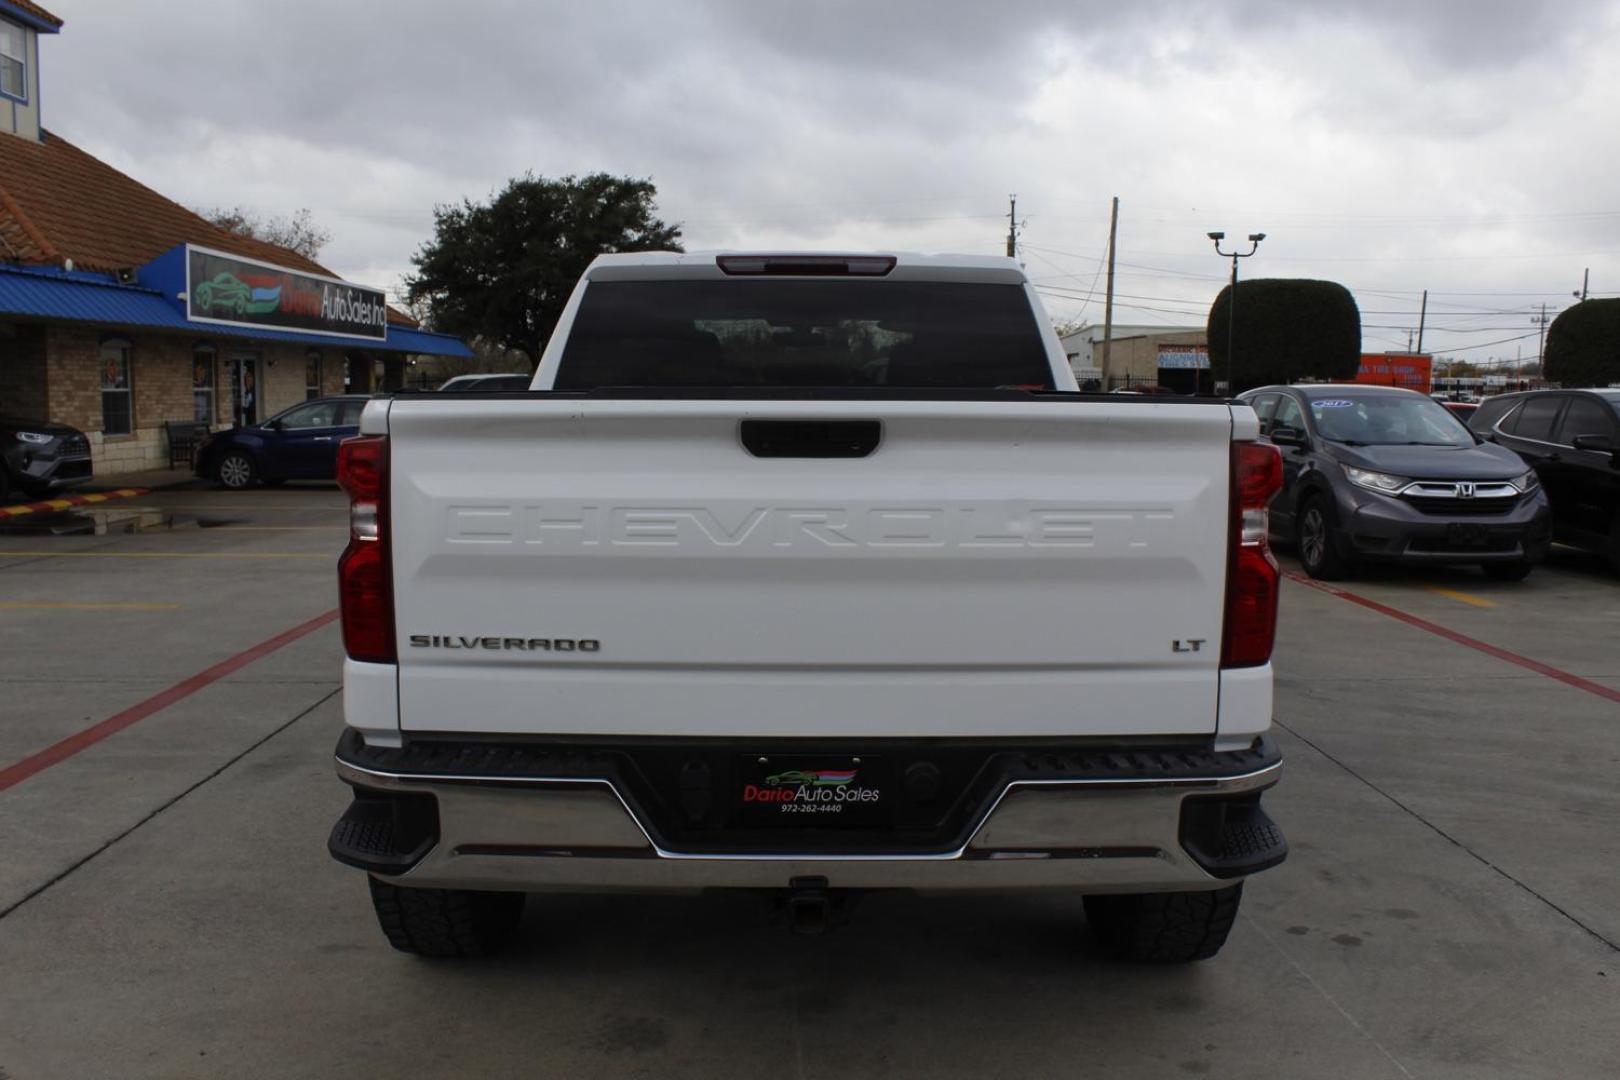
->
[1544, 299, 1620, 387]
[1207, 278, 1361, 392]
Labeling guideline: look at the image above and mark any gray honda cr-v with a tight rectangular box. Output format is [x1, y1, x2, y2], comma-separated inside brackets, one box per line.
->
[1235, 384, 1550, 580]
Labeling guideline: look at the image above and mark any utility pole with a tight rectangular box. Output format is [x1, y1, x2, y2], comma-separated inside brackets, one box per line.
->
[1577, 268, 1590, 302]
[1416, 289, 1427, 354]
[1534, 303, 1550, 366]
[1005, 194, 1018, 258]
[1406, 329, 1415, 352]
[1101, 196, 1119, 378]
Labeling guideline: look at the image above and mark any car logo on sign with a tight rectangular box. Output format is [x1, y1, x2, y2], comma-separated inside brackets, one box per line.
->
[765, 768, 857, 787]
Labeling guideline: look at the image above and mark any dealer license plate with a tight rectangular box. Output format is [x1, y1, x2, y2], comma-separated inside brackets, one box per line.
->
[737, 755, 891, 826]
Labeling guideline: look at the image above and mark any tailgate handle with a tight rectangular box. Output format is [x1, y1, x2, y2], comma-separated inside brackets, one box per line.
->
[740, 419, 881, 458]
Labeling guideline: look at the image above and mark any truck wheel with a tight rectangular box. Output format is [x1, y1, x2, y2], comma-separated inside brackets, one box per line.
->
[1297, 495, 1351, 580]
[1083, 883, 1243, 963]
[367, 877, 525, 957]
[1482, 560, 1534, 581]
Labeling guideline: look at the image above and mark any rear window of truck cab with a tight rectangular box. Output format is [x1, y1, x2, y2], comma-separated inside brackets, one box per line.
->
[554, 280, 1053, 390]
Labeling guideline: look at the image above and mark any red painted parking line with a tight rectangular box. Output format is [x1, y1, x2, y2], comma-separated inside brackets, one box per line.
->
[0, 608, 339, 794]
[0, 487, 149, 518]
[1285, 571, 1620, 705]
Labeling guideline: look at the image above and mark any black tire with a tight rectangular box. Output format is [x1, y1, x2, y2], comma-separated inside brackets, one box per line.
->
[215, 451, 257, 489]
[1083, 883, 1243, 963]
[1297, 494, 1351, 580]
[367, 877, 525, 958]
[0, 466, 14, 504]
[1482, 560, 1534, 581]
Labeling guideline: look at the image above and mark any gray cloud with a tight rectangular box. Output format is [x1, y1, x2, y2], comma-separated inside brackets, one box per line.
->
[34, 0, 1620, 362]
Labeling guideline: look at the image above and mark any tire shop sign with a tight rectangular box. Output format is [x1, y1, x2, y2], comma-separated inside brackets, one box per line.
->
[185, 245, 388, 340]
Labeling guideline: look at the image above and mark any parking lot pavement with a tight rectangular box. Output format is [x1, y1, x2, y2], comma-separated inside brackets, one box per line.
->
[1, 494, 1617, 1078]
[0, 485, 347, 914]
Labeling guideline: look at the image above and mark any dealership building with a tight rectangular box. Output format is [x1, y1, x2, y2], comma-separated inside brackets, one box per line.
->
[0, 1, 470, 476]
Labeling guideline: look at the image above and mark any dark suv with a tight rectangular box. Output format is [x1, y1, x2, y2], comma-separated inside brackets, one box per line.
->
[0, 416, 93, 501]
[1468, 389, 1620, 571]
[1236, 384, 1551, 580]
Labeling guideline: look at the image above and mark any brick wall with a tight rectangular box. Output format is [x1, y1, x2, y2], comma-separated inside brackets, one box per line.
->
[260, 344, 313, 417]
[47, 328, 194, 475]
[34, 327, 403, 477]
[40, 328, 281, 476]
[132, 337, 197, 429]
[44, 326, 103, 434]
[0, 324, 49, 416]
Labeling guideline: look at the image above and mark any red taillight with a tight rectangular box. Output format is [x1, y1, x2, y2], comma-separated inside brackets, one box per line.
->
[337, 435, 395, 663]
[1222, 440, 1284, 668]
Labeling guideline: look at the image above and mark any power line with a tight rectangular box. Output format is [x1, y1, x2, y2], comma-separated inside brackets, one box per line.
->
[1023, 247, 1108, 323]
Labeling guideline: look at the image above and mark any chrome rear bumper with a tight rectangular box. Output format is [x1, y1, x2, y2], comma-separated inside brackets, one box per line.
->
[332, 736, 1285, 894]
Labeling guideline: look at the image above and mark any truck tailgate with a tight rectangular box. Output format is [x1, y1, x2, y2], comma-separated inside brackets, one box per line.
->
[386, 398, 1234, 738]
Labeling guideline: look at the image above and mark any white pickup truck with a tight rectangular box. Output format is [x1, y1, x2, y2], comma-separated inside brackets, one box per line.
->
[327, 252, 1287, 962]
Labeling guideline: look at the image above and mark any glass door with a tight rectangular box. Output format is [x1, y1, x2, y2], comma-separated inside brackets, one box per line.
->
[227, 354, 260, 428]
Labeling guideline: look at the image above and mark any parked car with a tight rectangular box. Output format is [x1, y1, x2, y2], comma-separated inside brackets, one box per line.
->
[1469, 389, 1620, 571]
[1236, 384, 1550, 580]
[0, 416, 93, 501]
[436, 373, 532, 391]
[195, 395, 369, 489]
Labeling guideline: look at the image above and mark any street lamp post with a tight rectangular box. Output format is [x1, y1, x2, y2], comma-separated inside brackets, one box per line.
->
[1208, 231, 1265, 395]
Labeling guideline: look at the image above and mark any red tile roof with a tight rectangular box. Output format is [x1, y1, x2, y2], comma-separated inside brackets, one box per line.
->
[0, 129, 415, 325]
[3, 2, 63, 30]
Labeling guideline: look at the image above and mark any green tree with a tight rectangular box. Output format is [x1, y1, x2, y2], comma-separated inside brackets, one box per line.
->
[1207, 278, 1361, 392]
[1544, 299, 1620, 387]
[405, 173, 682, 365]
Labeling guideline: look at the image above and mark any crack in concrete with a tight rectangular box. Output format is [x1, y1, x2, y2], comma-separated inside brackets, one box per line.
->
[0, 687, 341, 922]
[1277, 719, 1619, 954]
[1243, 912, 1417, 1079]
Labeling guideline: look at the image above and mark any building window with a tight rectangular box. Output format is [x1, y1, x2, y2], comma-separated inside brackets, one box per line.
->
[305, 351, 322, 399]
[193, 345, 216, 423]
[101, 339, 133, 436]
[0, 20, 24, 100]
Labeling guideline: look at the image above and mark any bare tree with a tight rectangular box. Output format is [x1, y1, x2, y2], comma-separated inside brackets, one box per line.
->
[196, 206, 332, 261]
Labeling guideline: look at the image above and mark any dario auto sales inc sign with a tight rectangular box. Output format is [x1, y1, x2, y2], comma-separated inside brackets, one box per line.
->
[185, 245, 388, 340]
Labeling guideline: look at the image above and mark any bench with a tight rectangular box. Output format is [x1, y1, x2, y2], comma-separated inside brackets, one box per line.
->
[164, 420, 210, 468]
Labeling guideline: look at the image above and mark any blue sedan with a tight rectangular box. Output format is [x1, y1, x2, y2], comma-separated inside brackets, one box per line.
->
[195, 395, 370, 488]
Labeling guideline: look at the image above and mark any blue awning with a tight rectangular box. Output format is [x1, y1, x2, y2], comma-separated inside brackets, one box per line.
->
[0, 265, 472, 357]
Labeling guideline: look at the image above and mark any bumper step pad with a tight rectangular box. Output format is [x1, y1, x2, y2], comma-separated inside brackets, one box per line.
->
[328, 793, 438, 875]
[1179, 800, 1288, 879]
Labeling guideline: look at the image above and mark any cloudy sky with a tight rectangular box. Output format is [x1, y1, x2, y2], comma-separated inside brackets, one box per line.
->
[38, 0, 1620, 365]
